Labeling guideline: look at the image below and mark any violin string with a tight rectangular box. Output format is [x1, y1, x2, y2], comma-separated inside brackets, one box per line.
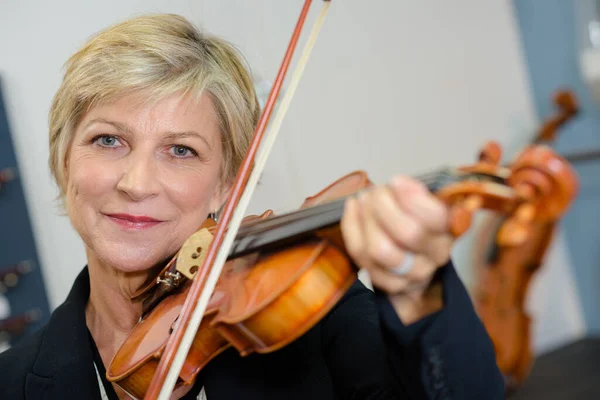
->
[229, 171, 463, 256]
[252, 171, 455, 231]
[231, 168, 506, 259]
[231, 169, 510, 257]
[234, 169, 462, 241]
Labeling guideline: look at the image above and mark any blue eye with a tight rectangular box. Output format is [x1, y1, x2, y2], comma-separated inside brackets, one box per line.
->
[94, 135, 120, 147]
[171, 145, 197, 158]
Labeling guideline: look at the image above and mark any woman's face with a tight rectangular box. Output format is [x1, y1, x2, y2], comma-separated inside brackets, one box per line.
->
[66, 91, 227, 273]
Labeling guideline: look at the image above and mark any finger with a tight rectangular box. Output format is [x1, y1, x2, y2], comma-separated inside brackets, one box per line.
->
[366, 185, 431, 254]
[389, 176, 449, 234]
[381, 253, 436, 286]
[422, 232, 454, 267]
[360, 190, 409, 269]
[365, 185, 454, 267]
[368, 262, 410, 294]
[340, 195, 367, 266]
[368, 254, 437, 294]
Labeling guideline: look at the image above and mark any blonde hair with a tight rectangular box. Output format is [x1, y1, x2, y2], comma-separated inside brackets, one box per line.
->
[49, 13, 261, 206]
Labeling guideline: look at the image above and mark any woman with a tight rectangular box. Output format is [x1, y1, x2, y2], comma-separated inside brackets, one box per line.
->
[0, 13, 503, 399]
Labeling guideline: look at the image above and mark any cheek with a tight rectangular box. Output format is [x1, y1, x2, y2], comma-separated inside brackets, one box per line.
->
[67, 153, 119, 208]
[165, 171, 218, 214]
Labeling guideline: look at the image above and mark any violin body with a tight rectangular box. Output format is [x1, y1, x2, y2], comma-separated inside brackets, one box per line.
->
[107, 172, 369, 398]
[473, 217, 557, 391]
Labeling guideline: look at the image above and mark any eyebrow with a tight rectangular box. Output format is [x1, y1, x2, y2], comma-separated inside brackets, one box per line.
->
[163, 131, 213, 151]
[85, 118, 131, 133]
[84, 118, 213, 150]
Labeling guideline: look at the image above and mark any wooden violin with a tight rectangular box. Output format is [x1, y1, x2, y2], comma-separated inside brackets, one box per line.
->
[100, 2, 580, 399]
[470, 89, 579, 393]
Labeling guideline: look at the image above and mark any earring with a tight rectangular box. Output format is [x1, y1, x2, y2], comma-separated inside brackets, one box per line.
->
[208, 210, 218, 222]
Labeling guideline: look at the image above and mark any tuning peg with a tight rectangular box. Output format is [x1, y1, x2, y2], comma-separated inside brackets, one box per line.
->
[478, 141, 502, 165]
[448, 194, 483, 237]
[497, 203, 535, 246]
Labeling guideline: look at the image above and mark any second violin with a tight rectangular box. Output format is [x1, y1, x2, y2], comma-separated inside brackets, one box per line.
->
[471, 89, 580, 393]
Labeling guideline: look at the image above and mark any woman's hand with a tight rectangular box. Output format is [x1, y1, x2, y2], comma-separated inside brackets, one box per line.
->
[340, 175, 454, 324]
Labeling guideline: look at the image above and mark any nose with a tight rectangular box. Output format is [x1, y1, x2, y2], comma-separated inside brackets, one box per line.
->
[116, 151, 161, 202]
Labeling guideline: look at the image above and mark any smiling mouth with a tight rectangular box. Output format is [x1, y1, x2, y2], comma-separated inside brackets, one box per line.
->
[104, 213, 164, 230]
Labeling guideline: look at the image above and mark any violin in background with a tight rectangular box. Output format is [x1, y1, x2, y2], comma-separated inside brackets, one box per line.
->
[470, 89, 580, 393]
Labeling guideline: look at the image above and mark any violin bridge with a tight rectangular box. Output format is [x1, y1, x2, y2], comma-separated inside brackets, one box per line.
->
[175, 228, 215, 280]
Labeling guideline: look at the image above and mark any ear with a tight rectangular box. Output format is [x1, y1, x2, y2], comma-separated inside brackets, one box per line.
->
[62, 134, 76, 185]
[210, 179, 233, 214]
[64, 153, 70, 182]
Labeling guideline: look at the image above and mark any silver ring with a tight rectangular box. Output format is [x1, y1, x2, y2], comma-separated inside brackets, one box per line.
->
[389, 252, 415, 276]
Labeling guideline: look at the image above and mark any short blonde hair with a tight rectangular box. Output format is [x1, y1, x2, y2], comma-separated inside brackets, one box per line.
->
[49, 13, 261, 206]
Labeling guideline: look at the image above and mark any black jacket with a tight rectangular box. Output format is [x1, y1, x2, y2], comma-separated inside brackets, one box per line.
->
[0, 261, 504, 399]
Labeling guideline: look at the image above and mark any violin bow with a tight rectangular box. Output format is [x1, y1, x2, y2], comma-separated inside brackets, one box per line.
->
[145, 1, 331, 398]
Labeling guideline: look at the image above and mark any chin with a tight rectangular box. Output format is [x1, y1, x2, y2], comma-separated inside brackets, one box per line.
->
[95, 241, 173, 274]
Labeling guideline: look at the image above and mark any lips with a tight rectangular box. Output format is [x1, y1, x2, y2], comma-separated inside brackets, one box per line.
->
[104, 213, 164, 230]
[107, 213, 161, 222]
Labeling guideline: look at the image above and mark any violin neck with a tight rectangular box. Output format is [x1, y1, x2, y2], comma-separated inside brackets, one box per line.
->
[229, 168, 457, 258]
[230, 197, 346, 257]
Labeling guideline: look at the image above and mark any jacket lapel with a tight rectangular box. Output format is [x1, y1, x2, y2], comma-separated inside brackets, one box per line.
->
[25, 267, 102, 399]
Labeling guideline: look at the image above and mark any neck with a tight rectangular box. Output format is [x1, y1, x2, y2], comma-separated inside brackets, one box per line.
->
[84, 252, 169, 399]
[85, 250, 163, 362]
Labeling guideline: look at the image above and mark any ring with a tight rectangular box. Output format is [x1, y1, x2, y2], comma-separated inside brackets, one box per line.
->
[389, 252, 415, 276]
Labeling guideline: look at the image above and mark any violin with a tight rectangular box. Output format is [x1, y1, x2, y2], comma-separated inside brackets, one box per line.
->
[103, 2, 580, 399]
[471, 90, 579, 393]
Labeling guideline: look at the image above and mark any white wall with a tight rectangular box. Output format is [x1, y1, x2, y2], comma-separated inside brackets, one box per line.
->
[0, 0, 585, 354]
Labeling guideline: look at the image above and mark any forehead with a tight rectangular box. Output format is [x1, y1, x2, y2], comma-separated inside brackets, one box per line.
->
[78, 91, 220, 138]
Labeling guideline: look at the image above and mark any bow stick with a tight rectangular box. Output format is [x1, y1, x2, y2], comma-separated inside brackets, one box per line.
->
[145, 1, 331, 398]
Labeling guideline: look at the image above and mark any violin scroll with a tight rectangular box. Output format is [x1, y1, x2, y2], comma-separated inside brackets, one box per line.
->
[535, 90, 578, 143]
[497, 145, 578, 247]
[508, 145, 579, 219]
[434, 141, 578, 245]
